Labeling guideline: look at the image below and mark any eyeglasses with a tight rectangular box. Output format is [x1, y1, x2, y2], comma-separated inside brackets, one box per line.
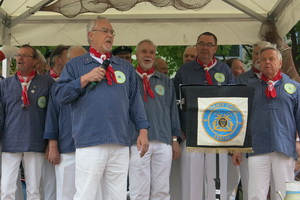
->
[197, 42, 216, 48]
[15, 54, 34, 58]
[92, 28, 116, 36]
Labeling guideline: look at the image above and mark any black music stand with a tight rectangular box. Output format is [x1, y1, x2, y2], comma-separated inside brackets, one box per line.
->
[179, 84, 254, 200]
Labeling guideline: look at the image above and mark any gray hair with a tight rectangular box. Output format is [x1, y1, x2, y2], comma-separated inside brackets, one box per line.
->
[67, 46, 86, 60]
[36, 49, 46, 64]
[184, 45, 196, 51]
[136, 39, 156, 52]
[259, 46, 282, 61]
[86, 16, 108, 45]
[87, 16, 107, 33]
[253, 41, 276, 49]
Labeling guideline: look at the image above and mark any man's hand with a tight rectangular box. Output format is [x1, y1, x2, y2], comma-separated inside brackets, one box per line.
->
[47, 140, 60, 165]
[137, 129, 149, 158]
[80, 67, 106, 88]
[232, 152, 242, 166]
[172, 139, 181, 160]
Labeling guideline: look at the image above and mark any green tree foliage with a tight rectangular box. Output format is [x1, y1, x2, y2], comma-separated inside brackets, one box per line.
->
[216, 45, 232, 61]
[156, 46, 186, 76]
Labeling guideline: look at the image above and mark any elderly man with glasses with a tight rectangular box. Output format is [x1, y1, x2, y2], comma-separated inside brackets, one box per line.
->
[0, 44, 54, 199]
[173, 32, 235, 200]
[56, 16, 150, 200]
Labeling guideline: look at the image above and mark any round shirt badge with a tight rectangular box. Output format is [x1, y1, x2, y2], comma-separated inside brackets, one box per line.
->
[284, 83, 296, 94]
[214, 73, 225, 83]
[115, 71, 126, 84]
[38, 96, 47, 109]
[155, 85, 165, 96]
[202, 101, 243, 142]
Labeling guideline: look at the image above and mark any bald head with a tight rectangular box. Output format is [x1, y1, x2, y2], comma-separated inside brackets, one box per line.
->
[67, 46, 87, 60]
[154, 58, 168, 75]
[183, 46, 197, 63]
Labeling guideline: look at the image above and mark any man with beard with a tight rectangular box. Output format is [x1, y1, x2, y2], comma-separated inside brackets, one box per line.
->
[0, 44, 54, 199]
[173, 32, 235, 200]
[235, 41, 273, 84]
[56, 16, 149, 200]
[129, 39, 181, 200]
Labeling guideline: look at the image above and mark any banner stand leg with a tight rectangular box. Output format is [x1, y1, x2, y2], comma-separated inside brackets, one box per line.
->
[214, 153, 221, 200]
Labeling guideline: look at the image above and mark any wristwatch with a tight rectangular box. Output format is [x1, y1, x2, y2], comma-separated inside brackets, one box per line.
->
[173, 137, 179, 142]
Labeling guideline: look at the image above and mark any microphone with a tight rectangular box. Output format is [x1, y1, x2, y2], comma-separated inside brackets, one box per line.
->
[89, 59, 111, 90]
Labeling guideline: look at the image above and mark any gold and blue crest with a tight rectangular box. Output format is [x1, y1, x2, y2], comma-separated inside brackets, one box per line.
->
[202, 101, 243, 142]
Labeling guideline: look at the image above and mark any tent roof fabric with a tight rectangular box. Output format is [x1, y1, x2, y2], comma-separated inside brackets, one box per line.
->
[0, 0, 299, 46]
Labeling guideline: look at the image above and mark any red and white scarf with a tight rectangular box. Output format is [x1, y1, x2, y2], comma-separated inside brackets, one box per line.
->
[260, 71, 282, 99]
[197, 57, 217, 85]
[136, 66, 155, 102]
[89, 47, 116, 85]
[17, 70, 36, 107]
[49, 68, 59, 81]
[252, 66, 262, 79]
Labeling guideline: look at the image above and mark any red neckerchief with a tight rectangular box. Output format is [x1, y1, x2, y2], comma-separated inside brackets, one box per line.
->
[260, 71, 282, 99]
[252, 66, 262, 79]
[252, 66, 260, 73]
[49, 68, 59, 80]
[197, 57, 217, 85]
[136, 66, 155, 102]
[17, 70, 36, 107]
[89, 47, 116, 85]
[90, 47, 111, 60]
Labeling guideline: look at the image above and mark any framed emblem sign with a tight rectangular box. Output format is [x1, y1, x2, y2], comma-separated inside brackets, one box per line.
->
[179, 84, 254, 153]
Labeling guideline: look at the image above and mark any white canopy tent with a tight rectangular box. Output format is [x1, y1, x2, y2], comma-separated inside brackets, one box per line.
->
[1, 0, 300, 77]
[0, 0, 300, 47]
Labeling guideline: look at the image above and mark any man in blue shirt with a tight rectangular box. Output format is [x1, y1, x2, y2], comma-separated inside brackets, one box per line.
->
[173, 32, 235, 200]
[228, 41, 273, 200]
[129, 39, 181, 200]
[44, 46, 87, 200]
[0, 44, 54, 199]
[56, 16, 149, 200]
[233, 46, 300, 199]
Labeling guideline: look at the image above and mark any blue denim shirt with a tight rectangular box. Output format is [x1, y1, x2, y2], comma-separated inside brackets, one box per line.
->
[56, 53, 149, 148]
[0, 74, 54, 152]
[44, 83, 75, 153]
[173, 59, 235, 132]
[248, 73, 300, 159]
[235, 69, 259, 84]
[131, 71, 181, 145]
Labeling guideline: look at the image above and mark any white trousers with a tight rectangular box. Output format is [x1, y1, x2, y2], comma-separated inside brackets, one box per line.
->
[55, 153, 76, 200]
[0, 143, 24, 200]
[227, 153, 249, 200]
[41, 157, 56, 200]
[180, 141, 228, 200]
[74, 144, 129, 200]
[1, 152, 44, 200]
[248, 152, 295, 200]
[129, 141, 172, 200]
